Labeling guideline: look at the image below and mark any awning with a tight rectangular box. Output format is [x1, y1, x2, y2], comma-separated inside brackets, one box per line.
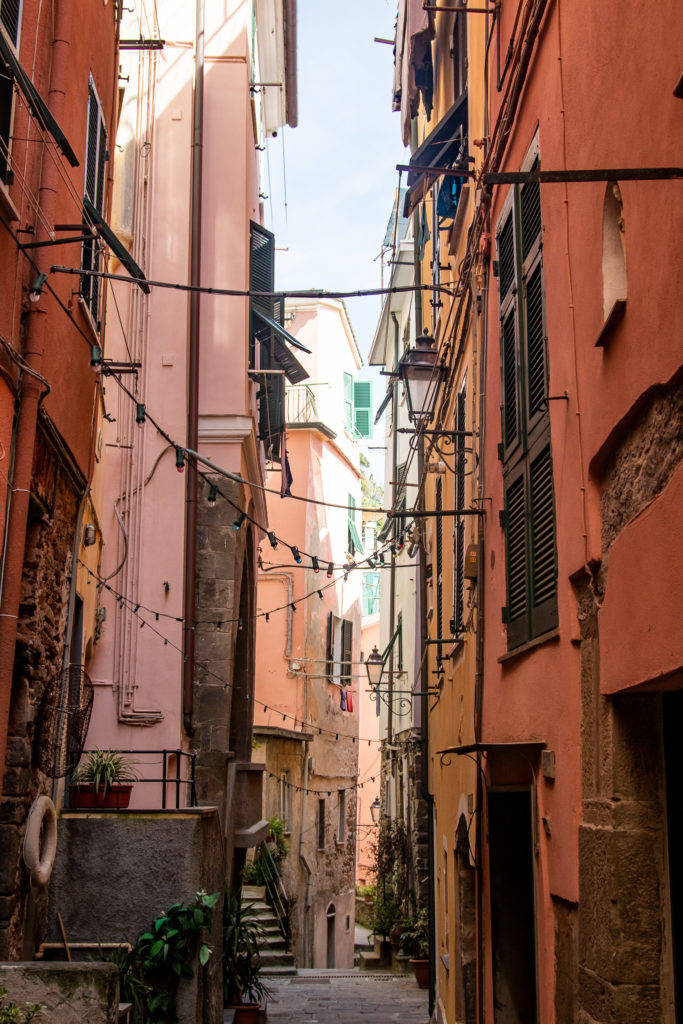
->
[0, 23, 78, 167]
[83, 197, 150, 293]
[253, 311, 310, 385]
[403, 91, 468, 218]
[374, 387, 393, 425]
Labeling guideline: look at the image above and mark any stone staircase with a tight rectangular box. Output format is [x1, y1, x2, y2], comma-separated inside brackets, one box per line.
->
[242, 885, 296, 977]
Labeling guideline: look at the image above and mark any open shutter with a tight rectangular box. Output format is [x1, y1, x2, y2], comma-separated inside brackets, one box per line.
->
[454, 383, 467, 632]
[250, 221, 276, 369]
[343, 372, 354, 432]
[520, 176, 541, 263]
[0, 1, 21, 43]
[503, 463, 529, 649]
[341, 619, 353, 685]
[326, 612, 334, 681]
[255, 370, 284, 462]
[353, 380, 373, 439]
[529, 439, 558, 637]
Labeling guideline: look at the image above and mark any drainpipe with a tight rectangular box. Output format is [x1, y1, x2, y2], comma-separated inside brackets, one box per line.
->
[473, 264, 489, 1024]
[388, 313, 401, 748]
[183, 0, 204, 737]
[0, 1, 72, 775]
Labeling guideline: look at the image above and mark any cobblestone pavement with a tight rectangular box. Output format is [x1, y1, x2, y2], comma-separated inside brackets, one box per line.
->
[260, 969, 430, 1023]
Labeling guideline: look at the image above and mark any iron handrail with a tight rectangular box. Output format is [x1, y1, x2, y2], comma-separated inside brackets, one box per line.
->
[256, 840, 290, 946]
[75, 748, 197, 808]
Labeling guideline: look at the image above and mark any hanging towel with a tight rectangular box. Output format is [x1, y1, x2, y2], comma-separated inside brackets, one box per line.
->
[346, 690, 353, 713]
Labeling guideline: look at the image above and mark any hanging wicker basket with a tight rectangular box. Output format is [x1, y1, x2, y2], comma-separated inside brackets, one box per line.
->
[35, 665, 94, 779]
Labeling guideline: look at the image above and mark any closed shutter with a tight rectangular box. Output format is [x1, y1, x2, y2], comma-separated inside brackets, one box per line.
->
[436, 478, 443, 645]
[249, 221, 275, 369]
[520, 176, 541, 262]
[498, 213, 515, 300]
[503, 465, 529, 649]
[501, 308, 519, 455]
[343, 372, 354, 432]
[529, 439, 558, 636]
[353, 380, 373, 439]
[524, 262, 547, 422]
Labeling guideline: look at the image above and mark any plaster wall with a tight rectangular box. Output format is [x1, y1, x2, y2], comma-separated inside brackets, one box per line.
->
[357, 615, 380, 885]
[479, 2, 683, 1021]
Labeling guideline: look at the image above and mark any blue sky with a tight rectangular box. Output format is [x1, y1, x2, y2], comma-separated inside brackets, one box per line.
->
[265, 0, 407, 481]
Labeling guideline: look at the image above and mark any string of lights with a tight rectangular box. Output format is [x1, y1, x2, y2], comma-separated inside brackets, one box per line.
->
[264, 768, 378, 798]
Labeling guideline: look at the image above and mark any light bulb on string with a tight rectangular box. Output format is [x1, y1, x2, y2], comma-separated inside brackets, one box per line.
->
[207, 485, 217, 504]
[233, 512, 246, 530]
[312, 556, 319, 573]
[175, 447, 185, 472]
[267, 531, 278, 549]
[135, 403, 146, 425]
[291, 545, 302, 564]
[326, 562, 334, 578]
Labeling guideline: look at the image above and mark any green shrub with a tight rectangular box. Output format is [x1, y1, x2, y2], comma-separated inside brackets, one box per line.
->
[0, 989, 43, 1023]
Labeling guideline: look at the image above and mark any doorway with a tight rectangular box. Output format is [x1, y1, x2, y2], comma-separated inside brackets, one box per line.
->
[488, 787, 538, 1024]
[326, 903, 336, 968]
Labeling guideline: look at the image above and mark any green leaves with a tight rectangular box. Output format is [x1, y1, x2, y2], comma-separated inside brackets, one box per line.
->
[99, 890, 220, 1024]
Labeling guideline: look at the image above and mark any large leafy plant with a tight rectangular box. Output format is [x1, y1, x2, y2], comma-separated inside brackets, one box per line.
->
[222, 889, 270, 1007]
[101, 890, 219, 1023]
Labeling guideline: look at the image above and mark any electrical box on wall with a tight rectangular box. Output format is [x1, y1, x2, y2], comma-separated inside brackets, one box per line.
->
[464, 543, 479, 580]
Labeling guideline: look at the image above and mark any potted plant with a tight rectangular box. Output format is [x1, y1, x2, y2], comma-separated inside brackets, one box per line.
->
[223, 889, 270, 1023]
[400, 908, 430, 989]
[69, 749, 138, 809]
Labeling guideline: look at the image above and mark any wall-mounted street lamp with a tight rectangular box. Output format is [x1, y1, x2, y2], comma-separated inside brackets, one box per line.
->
[365, 629, 439, 716]
[369, 796, 381, 825]
[397, 329, 447, 424]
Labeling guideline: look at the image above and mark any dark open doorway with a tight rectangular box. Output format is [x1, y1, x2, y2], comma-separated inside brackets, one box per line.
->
[488, 787, 538, 1024]
[663, 690, 683, 1019]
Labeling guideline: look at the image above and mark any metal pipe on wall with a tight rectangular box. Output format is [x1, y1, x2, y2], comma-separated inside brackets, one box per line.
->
[183, 0, 204, 737]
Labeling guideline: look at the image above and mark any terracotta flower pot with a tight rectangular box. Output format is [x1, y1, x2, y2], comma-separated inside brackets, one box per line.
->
[69, 783, 133, 810]
[228, 1003, 261, 1023]
[410, 958, 430, 989]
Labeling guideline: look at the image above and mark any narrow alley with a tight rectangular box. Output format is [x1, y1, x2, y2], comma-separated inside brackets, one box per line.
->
[256, 970, 429, 1024]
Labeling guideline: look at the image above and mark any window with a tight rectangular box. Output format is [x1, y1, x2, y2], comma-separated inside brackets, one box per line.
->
[278, 771, 290, 832]
[343, 372, 373, 438]
[362, 571, 381, 616]
[347, 495, 363, 555]
[598, 182, 626, 345]
[452, 11, 467, 101]
[453, 378, 467, 633]
[81, 76, 107, 327]
[317, 798, 326, 849]
[496, 148, 558, 650]
[326, 613, 353, 685]
[0, 0, 21, 185]
[337, 790, 346, 843]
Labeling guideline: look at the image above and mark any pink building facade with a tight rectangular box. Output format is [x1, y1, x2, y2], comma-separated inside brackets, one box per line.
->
[252, 299, 367, 968]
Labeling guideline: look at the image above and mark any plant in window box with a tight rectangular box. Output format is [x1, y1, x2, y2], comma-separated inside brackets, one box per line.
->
[223, 889, 271, 1023]
[69, 749, 138, 809]
[400, 908, 430, 988]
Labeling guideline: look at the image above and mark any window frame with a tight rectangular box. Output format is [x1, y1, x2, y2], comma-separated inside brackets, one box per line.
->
[317, 798, 326, 850]
[336, 789, 346, 844]
[81, 74, 108, 329]
[0, 0, 22, 186]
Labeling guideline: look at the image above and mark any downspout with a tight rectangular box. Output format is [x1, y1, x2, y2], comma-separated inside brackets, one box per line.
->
[0, 1, 72, 774]
[418, 424, 436, 1020]
[183, 0, 204, 737]
[388, 312, 401, 748]
[473, 262, 489, 1024]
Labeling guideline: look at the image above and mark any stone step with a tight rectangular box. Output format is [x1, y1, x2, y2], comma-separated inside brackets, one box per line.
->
[358, 950, 391, 971]
[260, 965, 297, 977]
[259, 950, 296, 968]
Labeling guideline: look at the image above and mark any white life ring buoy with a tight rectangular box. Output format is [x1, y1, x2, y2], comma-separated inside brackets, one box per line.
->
[23, 795, 58, 888]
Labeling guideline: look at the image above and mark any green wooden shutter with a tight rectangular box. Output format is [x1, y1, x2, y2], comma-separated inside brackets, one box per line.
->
[503, 465, 529, 648]
[520, 176, 541, 262]
[498, 213, 515, 300]
[347, 495, 363, 555]
[529, 440, 558, 636]
[353, 380, 373, 439]
[343, 372, 354, 432]
[501, 309, 519, 454]
[524, 262, 547, 421]
[256, 370, 284, 462]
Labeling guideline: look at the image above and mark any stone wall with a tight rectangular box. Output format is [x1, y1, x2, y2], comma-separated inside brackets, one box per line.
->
[47, 808, 224, 1024]
[0, 962, 118, 1024]
[0, 426, 82, 959]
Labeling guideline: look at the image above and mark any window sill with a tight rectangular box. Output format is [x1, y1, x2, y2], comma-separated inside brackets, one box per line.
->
[498, 627, 560, 664]
[0, 180, 19, 223]
[335, 839, 345, 847]
[595, 298, 626, 348]
[76, 295, 101, 343]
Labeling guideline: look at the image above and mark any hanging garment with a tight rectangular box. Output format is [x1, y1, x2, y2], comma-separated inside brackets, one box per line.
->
[340, 689, 347, 711]
[346, 690, 353, 713]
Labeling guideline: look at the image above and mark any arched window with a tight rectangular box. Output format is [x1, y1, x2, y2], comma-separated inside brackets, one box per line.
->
[600, 182, 627, 335]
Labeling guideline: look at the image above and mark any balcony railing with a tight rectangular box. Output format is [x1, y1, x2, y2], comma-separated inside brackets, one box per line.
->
[286, 383, 319, 425]
[67, 749, 197, 809]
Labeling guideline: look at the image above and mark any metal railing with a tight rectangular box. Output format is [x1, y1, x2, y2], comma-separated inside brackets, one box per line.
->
[286, 383, 318, 424]
[69, 749, 197, 809]
[254, 839, 290, 946]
